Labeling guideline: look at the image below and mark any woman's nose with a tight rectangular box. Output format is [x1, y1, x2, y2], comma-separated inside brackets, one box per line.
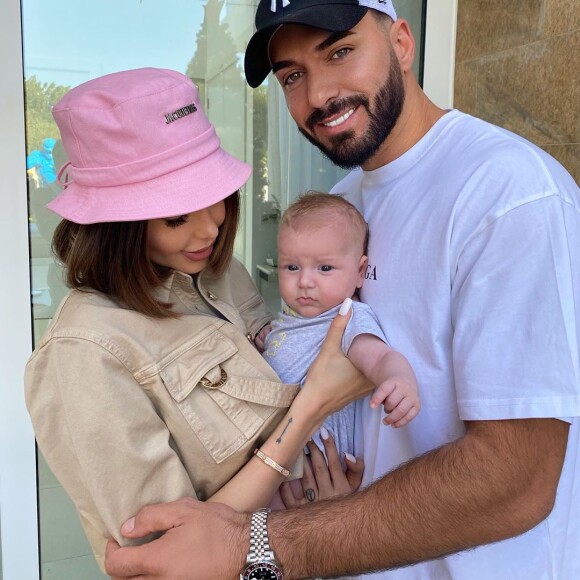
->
[190, 208, 220, 240]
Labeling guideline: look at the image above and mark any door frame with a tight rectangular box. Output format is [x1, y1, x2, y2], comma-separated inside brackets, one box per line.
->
[424, 0, 458, 109]
[0, 0, 40, 578]
[0, 1, 456, 578]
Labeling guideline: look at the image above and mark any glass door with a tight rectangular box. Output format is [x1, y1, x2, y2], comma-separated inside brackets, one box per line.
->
[1, 1, 455, 578]
[21, 3, 260, 576]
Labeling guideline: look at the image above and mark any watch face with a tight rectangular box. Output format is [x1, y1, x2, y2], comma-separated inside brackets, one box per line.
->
[242, 562, 283, 580]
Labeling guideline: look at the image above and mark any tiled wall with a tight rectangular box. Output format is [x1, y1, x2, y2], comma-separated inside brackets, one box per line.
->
[454, 0, 579, 183]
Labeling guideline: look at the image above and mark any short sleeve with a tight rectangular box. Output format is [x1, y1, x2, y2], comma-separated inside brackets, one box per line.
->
[452, 195, 580, 420]
[343, 302, 388, 355]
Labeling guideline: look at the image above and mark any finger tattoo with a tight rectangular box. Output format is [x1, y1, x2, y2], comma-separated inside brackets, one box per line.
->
[305, 488, 316, 502]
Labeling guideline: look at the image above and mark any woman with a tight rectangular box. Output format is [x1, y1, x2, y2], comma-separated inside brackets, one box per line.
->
[24, 67, 368, 570]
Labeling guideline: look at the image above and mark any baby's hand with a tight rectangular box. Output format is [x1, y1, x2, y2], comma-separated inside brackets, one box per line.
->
[254, 323, 272, 352]
[370, 377, 420, 428]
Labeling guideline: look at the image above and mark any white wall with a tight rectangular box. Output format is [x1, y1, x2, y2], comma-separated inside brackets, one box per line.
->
[0, 2, 40, 579]
[423, 0, 458, 109]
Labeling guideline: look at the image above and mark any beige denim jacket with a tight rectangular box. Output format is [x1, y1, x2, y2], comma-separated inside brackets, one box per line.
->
[25, 258, 300, 569]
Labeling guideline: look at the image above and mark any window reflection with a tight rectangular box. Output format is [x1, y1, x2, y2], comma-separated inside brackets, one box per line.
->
[23, 2, 265, 576]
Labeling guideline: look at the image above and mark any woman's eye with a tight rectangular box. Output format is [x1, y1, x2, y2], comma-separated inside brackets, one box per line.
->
[164, 215, 188, 228]
[320, 265, 333, 272]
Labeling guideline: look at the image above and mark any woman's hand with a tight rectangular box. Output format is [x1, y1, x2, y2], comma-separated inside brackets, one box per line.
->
[300, 299, 373, 418]
[208, 299, 369, 513]
[279, 430, 364, 508]
[254, 323, 272, 352]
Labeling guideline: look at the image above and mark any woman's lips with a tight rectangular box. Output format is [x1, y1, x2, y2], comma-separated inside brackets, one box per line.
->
[182, 244, 213, 261]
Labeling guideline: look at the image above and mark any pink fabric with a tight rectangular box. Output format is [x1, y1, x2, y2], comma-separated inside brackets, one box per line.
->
[48, 68, 251, 224]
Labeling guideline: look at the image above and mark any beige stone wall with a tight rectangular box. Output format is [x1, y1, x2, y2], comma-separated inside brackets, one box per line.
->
[454, 0, 579, 182]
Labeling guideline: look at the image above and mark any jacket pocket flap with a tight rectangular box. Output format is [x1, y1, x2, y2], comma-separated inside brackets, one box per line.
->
[218, 377, 299, 407]
[160, 332, 237, 403]
[159, 328, 300, 465]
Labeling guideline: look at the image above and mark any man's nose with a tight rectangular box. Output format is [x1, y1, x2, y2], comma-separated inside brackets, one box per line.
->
[307, 71, 340, 111]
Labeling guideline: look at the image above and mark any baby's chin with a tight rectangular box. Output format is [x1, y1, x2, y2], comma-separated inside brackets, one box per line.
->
[289, 301, 330, 318]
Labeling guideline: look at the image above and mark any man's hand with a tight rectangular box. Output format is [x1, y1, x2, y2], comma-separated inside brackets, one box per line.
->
[105, 498, 248, 579]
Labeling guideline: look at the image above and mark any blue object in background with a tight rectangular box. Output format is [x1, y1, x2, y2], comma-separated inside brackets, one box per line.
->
[27, 137, 57, 185]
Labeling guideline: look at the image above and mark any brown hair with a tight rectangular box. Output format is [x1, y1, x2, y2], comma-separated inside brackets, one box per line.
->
[52, 191, 240, 318]
[370, 8, 394, 28]
[280, 191, 369, 255]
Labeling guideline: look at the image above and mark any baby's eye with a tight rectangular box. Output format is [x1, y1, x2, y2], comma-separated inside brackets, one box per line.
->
[286, 264, 299, 271]
[319, 265, 333, 272]
[164, 215, 188, 228]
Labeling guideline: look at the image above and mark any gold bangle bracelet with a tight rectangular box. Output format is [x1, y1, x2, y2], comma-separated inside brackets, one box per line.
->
[253, 448, 290, 478]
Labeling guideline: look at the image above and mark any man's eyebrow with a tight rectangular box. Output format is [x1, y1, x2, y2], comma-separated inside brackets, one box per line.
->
[272, 60, 294, 74]
[271, 30, 355, 74]
[315, 30, 354, 52]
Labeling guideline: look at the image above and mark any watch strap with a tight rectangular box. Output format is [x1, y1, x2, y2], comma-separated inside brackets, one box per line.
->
[246, 508, 274, 563]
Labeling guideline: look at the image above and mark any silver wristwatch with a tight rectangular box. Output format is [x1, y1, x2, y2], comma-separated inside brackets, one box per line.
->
[240, 508, 284, 580]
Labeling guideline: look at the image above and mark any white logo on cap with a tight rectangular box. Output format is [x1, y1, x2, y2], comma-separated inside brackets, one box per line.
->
[271, 0, 290, 12]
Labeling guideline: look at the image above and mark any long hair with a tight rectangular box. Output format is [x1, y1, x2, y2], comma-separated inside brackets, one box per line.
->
[52, 191, 240, 318]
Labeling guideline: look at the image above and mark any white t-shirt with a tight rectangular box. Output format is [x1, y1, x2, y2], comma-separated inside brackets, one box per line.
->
[331, 110, 580, 580]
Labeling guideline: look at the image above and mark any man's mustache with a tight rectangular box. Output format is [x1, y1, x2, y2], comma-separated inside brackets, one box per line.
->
[306, 95, 370, 132]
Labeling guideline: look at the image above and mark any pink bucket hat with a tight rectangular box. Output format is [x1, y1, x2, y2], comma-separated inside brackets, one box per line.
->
[48, 68, 252, 224]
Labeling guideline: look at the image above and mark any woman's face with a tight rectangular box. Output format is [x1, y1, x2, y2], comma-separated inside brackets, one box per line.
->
[146, 200, 226, 274]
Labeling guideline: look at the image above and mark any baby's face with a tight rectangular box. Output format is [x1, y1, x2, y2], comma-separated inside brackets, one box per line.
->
[277, 220, 367, 317]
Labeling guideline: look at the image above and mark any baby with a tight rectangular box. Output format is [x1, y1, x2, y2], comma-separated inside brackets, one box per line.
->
[261, 191, 420, 459]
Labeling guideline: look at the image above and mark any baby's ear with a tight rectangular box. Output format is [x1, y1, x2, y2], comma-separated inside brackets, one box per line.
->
[357, 255, 368, 287]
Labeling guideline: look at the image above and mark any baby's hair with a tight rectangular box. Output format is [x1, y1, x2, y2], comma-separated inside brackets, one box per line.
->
[280, 191, 369, 255]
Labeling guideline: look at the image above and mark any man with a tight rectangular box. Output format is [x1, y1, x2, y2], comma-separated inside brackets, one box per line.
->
[105, 1, 580, 578]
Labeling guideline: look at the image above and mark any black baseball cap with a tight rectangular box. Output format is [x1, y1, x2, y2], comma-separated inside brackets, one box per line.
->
[244, 0, 398, 88]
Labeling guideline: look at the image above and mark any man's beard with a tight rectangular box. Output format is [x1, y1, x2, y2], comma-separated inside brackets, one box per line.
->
[298, 54, 405, 169]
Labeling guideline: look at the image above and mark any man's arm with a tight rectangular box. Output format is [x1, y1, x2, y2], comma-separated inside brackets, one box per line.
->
[105, 417, 568, 579]
[272, 417, 568, 578]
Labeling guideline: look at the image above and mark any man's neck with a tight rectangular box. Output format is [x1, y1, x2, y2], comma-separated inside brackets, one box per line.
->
[361, 84, 446, 171]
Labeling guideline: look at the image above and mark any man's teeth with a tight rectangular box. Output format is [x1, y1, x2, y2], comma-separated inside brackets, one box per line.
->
[324, 108, 355, 127]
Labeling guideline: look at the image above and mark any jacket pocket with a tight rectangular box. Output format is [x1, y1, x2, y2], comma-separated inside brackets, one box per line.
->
[160, 329, 297, 464]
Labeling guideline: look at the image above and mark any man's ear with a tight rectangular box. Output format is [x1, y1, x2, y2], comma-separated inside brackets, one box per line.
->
[390, 19, 415, 73]
[357, 255, 369, 288]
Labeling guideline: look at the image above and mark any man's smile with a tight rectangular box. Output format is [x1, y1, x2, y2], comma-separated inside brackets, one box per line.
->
[323, 108, 356, 128]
